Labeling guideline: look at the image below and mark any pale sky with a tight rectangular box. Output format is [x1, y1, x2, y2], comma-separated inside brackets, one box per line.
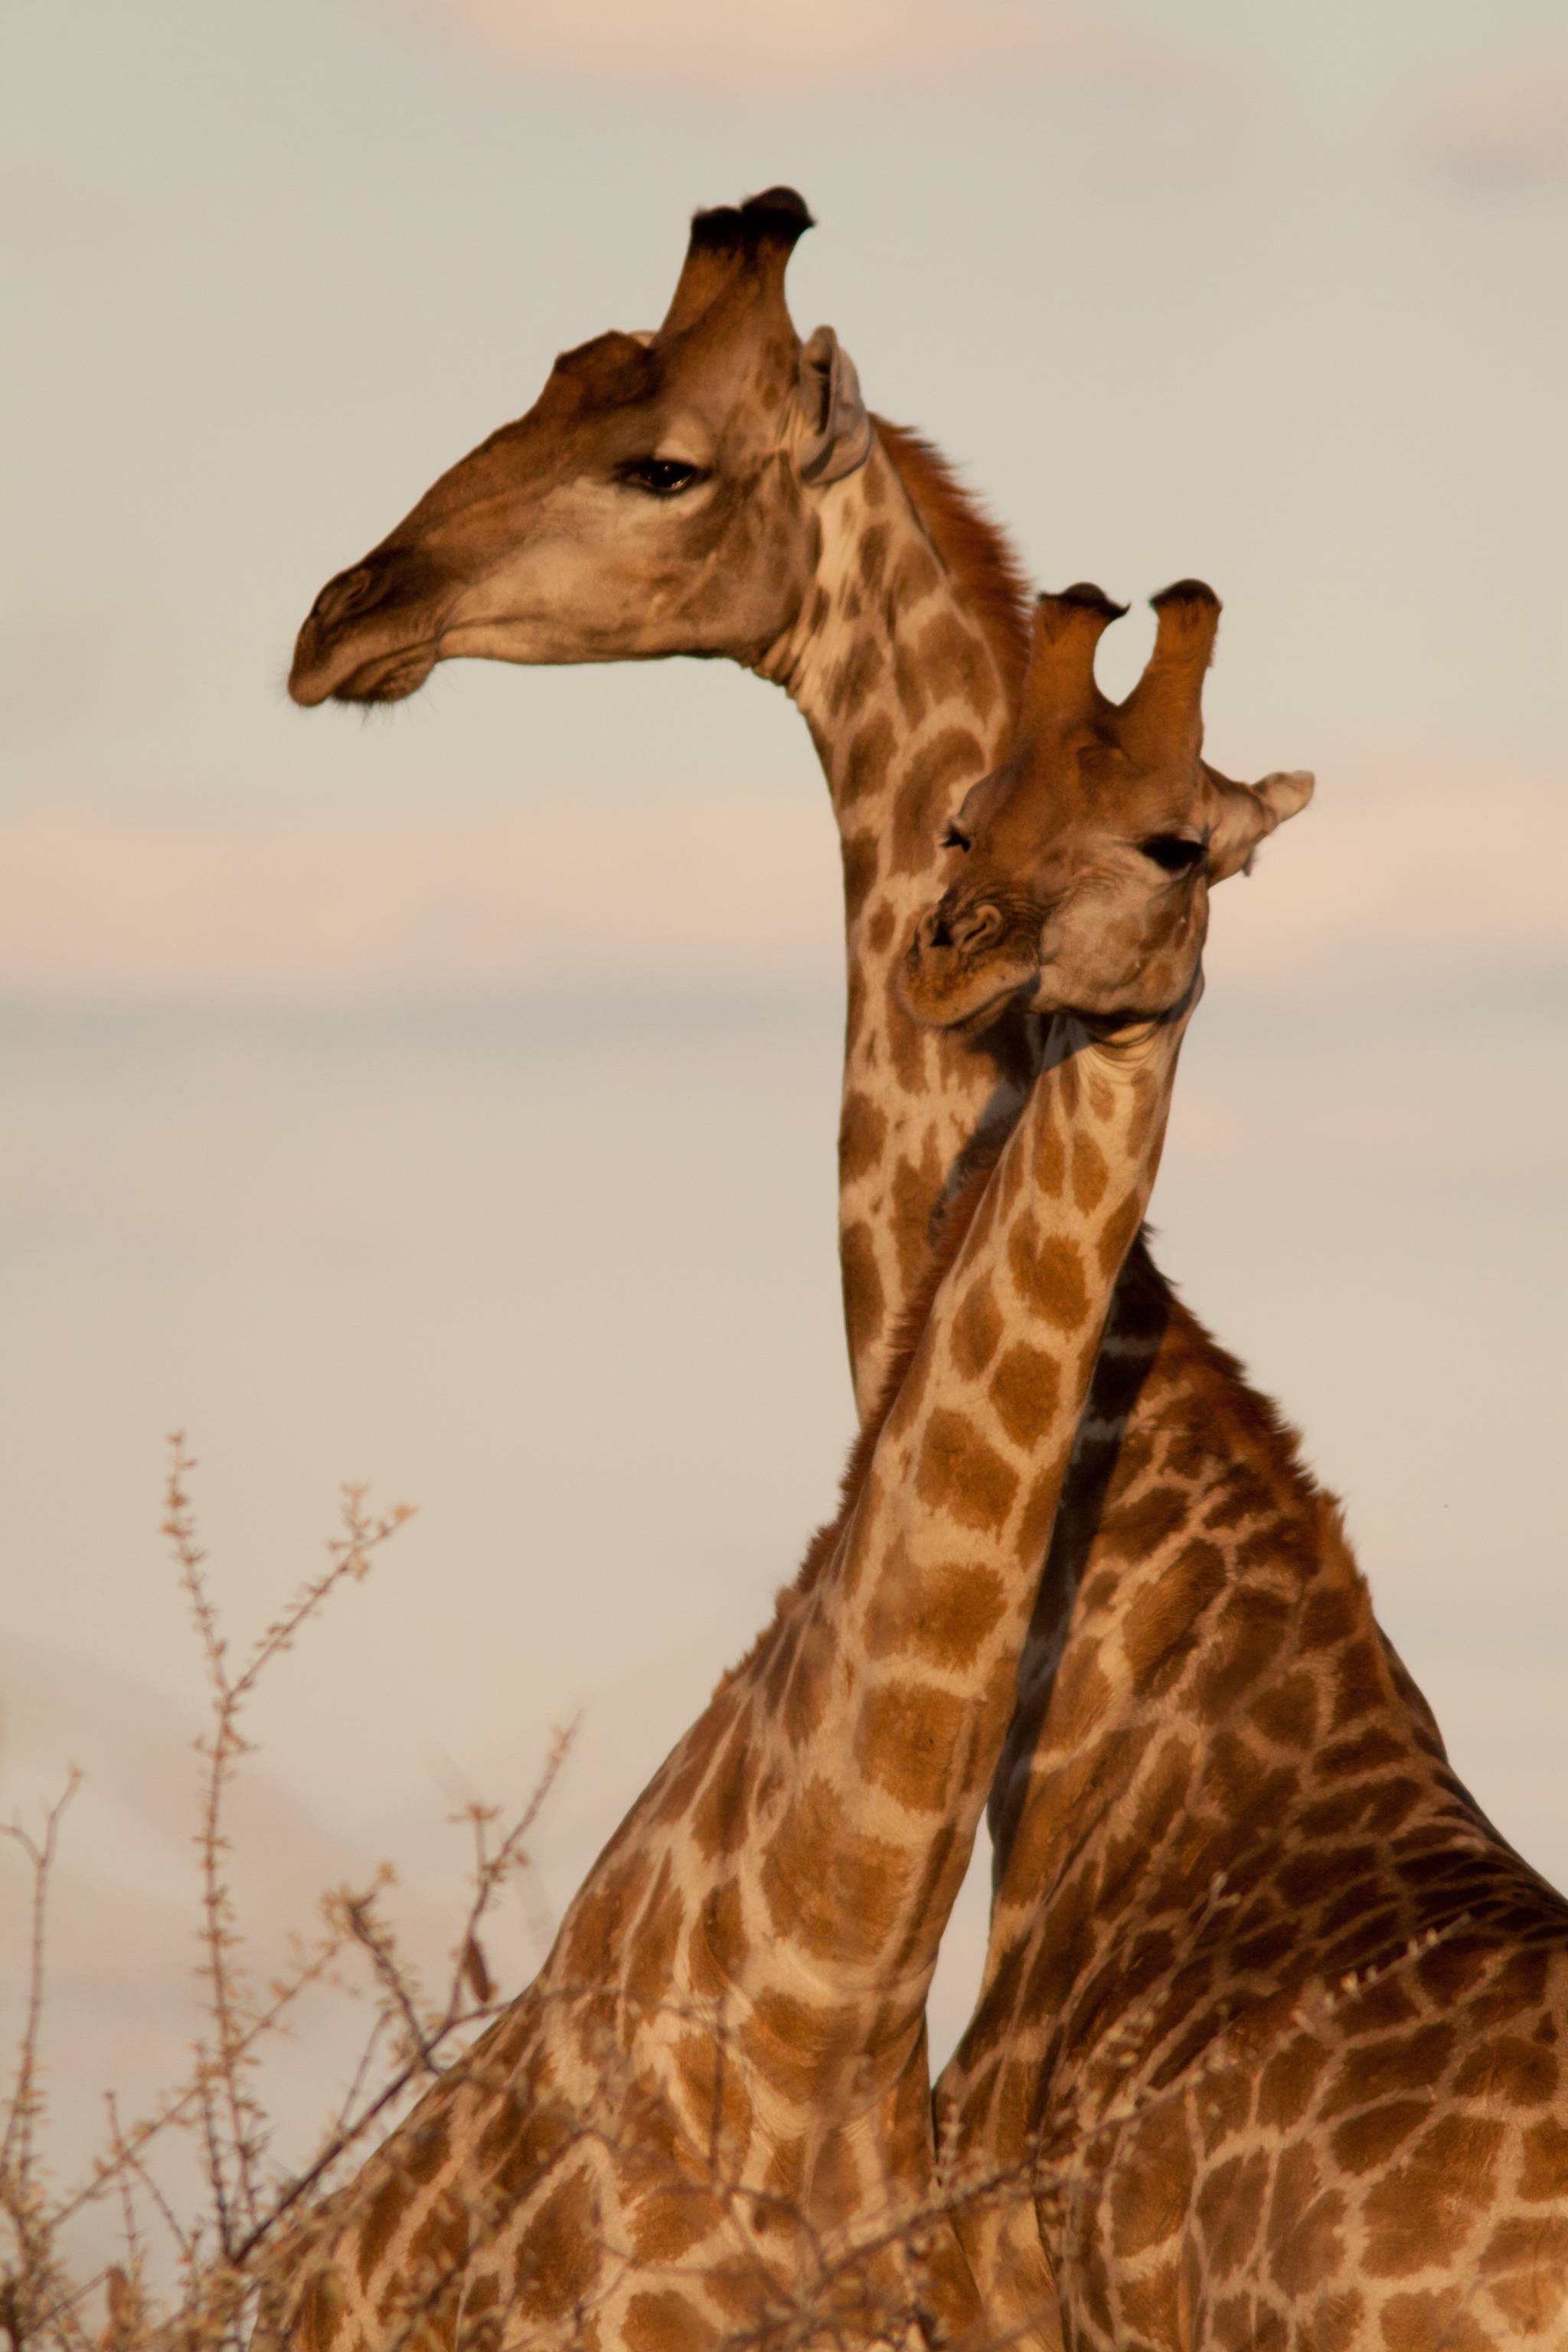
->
[2, 0, 1565, 2279]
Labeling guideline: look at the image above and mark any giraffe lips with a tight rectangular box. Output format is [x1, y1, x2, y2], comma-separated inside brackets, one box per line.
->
[899, 947, 1040, 1035]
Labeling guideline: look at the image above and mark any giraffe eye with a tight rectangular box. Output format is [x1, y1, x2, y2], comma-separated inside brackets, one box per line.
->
[616, 458, 708, 498]
[1139, 834, 1204, 874]
[942, 824, 972, 852]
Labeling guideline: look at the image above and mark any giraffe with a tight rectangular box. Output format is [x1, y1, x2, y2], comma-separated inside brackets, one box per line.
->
[910, 587, 1568, 2349]
[281, 185, 1348, 2338]
[273, 588, 1296, 2352]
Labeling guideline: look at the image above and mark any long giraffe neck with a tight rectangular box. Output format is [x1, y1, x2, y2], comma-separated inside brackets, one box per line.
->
[933, 1264, 1568, 2346]
[549, 1008, 1188, 2157]
[757, 423, 1035, 1417]
[283, 1008, 1193, 2352]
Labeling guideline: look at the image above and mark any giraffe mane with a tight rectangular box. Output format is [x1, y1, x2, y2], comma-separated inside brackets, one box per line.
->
[1124, 1263, 1437, 1719]
[1152, 1273, 1324, 1513]
[872, 416, 1033, 707]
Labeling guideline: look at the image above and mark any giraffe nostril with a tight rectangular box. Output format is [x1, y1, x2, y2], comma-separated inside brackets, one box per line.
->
[952, 902, 1004, 956]
[313, 565, 376, 631]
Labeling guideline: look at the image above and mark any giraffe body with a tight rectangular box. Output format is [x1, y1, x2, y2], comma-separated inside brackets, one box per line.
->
[939, 1282, 1568, 2349]
[912, 606, 1568, 2347]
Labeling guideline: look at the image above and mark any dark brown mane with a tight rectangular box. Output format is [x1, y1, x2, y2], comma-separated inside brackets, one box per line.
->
[873, 417, 1033, 711]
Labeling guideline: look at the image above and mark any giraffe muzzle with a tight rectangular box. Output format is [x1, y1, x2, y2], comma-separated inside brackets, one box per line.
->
[288, 551, 445, 707]
[900, 898, 1043, 1032]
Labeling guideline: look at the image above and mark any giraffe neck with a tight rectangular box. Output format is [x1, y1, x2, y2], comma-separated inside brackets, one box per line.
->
[937, 1266, 1492, 2174]
[546, 1008, 1191, 2184]
[756, 424, 1035, 1417]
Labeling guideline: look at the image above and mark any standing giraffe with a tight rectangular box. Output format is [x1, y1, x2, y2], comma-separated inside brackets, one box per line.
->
[909, 588, 1568, 2350]
[285, 188, 1327, 2336]
[275, 592, 1302, 2352]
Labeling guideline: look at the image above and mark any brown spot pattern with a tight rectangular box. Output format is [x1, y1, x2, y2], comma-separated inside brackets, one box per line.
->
[863, 1557, 1008, 1674]
[913, 1406, 1020, 1532]
[1007, 1218, 1090, 1331]
[856, 1677, 969, 1814]
[988, 1341, 1062, 1448]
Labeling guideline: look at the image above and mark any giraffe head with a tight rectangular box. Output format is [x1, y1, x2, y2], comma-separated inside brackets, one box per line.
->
[287, 188, 872, 706]
[900, 581, 1312, 1027]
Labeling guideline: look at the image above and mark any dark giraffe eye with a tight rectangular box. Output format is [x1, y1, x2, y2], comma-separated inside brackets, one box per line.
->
[616, 458, 707, 498]
[1139, 834, 1204, 874]
[942, 824, 972, 852]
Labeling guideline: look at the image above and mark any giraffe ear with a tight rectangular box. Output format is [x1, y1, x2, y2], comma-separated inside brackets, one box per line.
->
[796, 327, 872, 486]
[1206, 767, 1315, 881]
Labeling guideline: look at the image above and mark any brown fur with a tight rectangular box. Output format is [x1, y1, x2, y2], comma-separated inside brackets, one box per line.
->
[271, 865, 1191, 2352]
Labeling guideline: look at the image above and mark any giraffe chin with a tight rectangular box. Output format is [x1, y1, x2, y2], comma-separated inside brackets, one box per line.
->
[330, 644, 440, 705]
[898, 953, 1040, 1037]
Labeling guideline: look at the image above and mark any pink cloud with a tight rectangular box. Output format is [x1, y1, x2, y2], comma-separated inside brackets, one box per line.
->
[0, 746, 1557, 1006]
[0, 802, 842, 1003]
[1413, 58, 1568, 197]
[405, 0, 1242, 112]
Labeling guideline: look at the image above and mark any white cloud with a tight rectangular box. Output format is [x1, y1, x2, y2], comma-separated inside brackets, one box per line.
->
[1413, 58, 1568, 198]
[0, 748, 1557, 1008]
